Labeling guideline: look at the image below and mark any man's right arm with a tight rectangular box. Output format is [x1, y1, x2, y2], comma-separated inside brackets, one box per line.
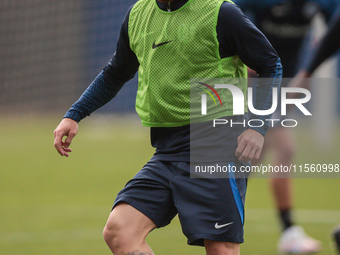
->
[54, 6, 139, 156]
[64, 6, 139, 123]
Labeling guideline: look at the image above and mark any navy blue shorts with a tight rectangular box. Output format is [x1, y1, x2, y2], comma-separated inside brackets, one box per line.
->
[113, 160, 247, 246]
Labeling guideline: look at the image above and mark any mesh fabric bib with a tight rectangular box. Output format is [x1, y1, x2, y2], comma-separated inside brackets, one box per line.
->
[129, 0, 247, 127]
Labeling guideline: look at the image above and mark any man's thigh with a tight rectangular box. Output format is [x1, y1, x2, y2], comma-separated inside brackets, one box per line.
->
[106, 202, 157, 237]
[113, 160, 178, 228]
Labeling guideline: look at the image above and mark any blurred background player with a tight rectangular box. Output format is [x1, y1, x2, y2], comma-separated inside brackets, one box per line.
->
[234, 0, 340, 253]
[291, 6, 340, 81]
[289, 8, 340, 254]
[335, 226, 340, 255]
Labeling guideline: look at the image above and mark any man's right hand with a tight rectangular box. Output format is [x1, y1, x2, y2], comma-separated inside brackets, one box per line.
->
[53, 118, 79, 157]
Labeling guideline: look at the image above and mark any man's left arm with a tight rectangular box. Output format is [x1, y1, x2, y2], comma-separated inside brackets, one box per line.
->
[217, 3, 283, 161]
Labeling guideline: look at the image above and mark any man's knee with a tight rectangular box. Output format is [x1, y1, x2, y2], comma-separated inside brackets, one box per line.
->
[103, 213, 129, 250]
[204, 240, 240, 255]
[103, 203, 156, 253]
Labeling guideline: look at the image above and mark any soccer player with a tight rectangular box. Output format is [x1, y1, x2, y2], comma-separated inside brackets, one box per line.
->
[53, 0, 282, 254]
[234, 0, 339, 253]
[290, 9, 340, 253]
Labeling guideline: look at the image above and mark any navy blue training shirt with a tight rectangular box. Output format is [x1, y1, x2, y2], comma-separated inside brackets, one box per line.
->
[65, 1, 282, 161]
[234, 0, 340, 77]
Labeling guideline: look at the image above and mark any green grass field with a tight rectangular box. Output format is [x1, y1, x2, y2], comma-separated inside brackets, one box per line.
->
[1, 115, 339, 255]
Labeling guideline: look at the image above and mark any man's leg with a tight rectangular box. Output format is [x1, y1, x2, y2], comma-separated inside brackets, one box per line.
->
[252, 128, 295, 230]
[104, 160, 177, 254]
[266, 128, 321, 253]
[204, 240, 240, 255]
[267, 128, 295, 229]
[103, 202, 156, 255]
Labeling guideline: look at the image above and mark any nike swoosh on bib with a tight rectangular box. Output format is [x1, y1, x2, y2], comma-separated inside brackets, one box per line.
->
[215, 222, 234, 229]
[152, 40, 173, 49]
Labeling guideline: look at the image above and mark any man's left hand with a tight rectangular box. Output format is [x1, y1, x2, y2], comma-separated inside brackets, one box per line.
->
[235, 129, 264, 162]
